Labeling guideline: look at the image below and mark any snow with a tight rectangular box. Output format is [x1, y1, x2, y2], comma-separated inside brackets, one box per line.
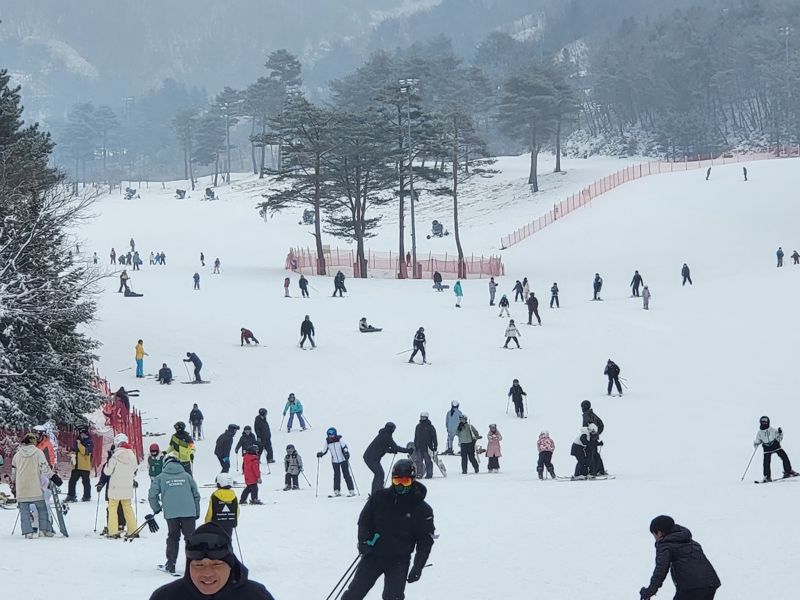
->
[3, 155, 799, 599]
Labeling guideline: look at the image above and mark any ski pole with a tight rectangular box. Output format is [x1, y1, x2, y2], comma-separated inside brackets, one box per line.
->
[505, 397, 510, 415]
[394, 348, 413, 355]
[94, 493, 101, 532]
[334, 563, 359, 600]
[383, 455, 396, 487]
[315, 458, 320, 498]
[182, 361, 192, 382]
[234, 528, 244, 562]
[11, 510, 20, 535]
[116, 366, 133, 372]
[741, 446, 759, 481]
[302, 415, 312, 429]
[279, 414, 286, 431]
[235, 453, 239, 472]
[348, 461, 361, 496]
[324, 554, 362, 600]
[300, 470, 312, 488]
[525, 397, 529, 417]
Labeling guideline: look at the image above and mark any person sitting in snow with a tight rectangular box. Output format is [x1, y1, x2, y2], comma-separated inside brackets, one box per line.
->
[359, 317, 381, 333]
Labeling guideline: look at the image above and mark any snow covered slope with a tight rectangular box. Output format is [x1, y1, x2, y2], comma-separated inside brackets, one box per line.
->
[2, 156, 799, 599]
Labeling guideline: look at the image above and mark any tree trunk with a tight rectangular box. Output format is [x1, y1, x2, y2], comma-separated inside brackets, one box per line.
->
[188, 122, 195, 190]
[250, 117, 258, 174]
[225, 113, 231, 184]
[397, 106, 408, 279]
[528, 123, 540, 192]
[259, 119, 266, 179]
[554, 119, 562, 173]
[213, 152, 219, 187]
[452, 118, 466, 279]
[313, 153, 326, 276]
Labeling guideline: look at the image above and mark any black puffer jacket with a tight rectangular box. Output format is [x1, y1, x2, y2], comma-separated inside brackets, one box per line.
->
[254, 414, 271, 442]
[643, 525, 720, 597]
[149, 557, 275, 600]
[508, 384, 526, 402]
[215, 430, 235, 459]
[357, 481, 435, 570]
[582, 409, 605, 435]
[363, 426, 407, 462]
[414, 420, 438, 453]
[235, 431, 258, 455]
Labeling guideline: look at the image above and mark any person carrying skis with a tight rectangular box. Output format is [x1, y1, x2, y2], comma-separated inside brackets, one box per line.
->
[754, 416, 798, 482]
[631, 270, 644, 297]
[284, 276, 291, 297]
[488, 277, 497, 305]
[215, 424, 239, 473]
[408, 327, 426, 364]
[604, 359, 622, 396]
[65, 428, 93, 502]
[11, 433, 55, 538]
[299, 274, 310, 297]
[453, 280, 463, 307]
[118, 269, 130, 293]
[158, 363, 173, 385]
[526, 292, 541, 325]
[432, 271, 443, 292]
[283, 444, 303, 491]
[498, 294, 510, 317]
[550, 282, 559, 308]
[235, 426, 258, 456]
[642, 285, 651, 310]
[333, 270, 346, 297]
[240, 445, 263, 505]
[183, 352, 203, 382]
[102, 433, 139, 538]
[485, 424, 502, 473]
[639, 515, 720, 600]
[204, 473, 239, 538]
[300, 315, 316, 349]
[513, 279, 524, 302]
[148, 444, 165, 483]
[503, 319, 521, 348]
[681, 263, 692, 286]
[193, 272, 200, 290]
[457, 415, 481, 474]
[282, 393, 306, 432]
[168, 422, 196, 475]
[240, 327, 260, 346]
[317, 427, 356, 497]
[593, 273, 603, 300]
[135, 339, 148, 378]
[443, 401, 463, 455]
[339, 459, 435, 600]
[148, 455, 201, 574]
[508, 379, 527, 418]
[570, 427, 590, 480]
[363, 422, 412, 493]
[189, 404, 203, 440]
[537, 431, 556, 480]
[413, 413, 438, 479]
[254, 409, 274, 463]
[776, 247, 784, 268]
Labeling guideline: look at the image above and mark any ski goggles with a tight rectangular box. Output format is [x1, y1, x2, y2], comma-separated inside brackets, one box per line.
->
[391, 476, 414, 487]
[185, 534, 232, 561]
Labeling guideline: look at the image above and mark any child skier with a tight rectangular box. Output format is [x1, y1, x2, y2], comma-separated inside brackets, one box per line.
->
[283, 393, 306, 432]
[570, 428, 590, 480]
[283, 444, 303, 491]
[508, 379, 527, 418]
[454, 280, 463, 308]
[317, 427, 356, 496]
[148, 444, 164, 483]
[284, 277, 290, 297]
[240, 445, 263, 505]
[537, 431, 556, 480]
[498, 294, 510, 317]
[754, 416, 799, 482]
[504, 319, 521, 349]
[205, 473, 239, 537]
[486, 424, 502, 473]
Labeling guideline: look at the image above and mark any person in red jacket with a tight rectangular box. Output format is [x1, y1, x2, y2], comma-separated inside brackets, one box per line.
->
[240, 445, 262, 505]
[240, 328, 260, 346]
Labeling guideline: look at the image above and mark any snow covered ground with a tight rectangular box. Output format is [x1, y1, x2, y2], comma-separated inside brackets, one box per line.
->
[3, 155, 800, 599]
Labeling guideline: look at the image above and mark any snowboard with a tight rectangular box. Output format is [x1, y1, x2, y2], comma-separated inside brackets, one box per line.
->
[157, 565, 181, 577]
[433, 452, 447, 477]
[360, 328, 383, 333]
[556, 474, 616, 482]
[48, 482, 69, 537]
[181, 380, 211, 384]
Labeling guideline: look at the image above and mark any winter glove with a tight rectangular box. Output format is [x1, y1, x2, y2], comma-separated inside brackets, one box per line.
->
[49, 473, 63, 487]
[257, 478, 262, 484]
[754, 441, 760, 447]
[70, 454, 76, 467]
[133, 480, 139, 488]
[316, 452, 324, 458]
[639, 587, 652, 600]
[96, 483, 103, 492]
[343, 449, 350, 460]
[407, 565, 423, 583]
[406, 448, 413, 455]
[144, 514, 160, 533]
[359, 532, 380, 555]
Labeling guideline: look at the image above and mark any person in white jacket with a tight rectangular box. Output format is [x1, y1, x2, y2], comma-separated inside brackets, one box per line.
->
[503, 319, 521, 349]
[11, 433, 55, 538]
[642, 285, 651, 310]
[103, 433, 139, 537]
[754, 416, 798, 482]
[316, 428, 356, 497]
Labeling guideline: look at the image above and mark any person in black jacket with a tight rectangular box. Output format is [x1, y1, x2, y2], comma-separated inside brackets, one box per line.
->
[580, 400, 605, 435]
[299, 274, 309, 297]
[631, 270, 644, 297]
[183, 352, 203, 382]
[189, 403, 204, 440]
[340, 459, 435, 600]
[333, 270, 347, 297]
[363, 423, 412, 493]
[526, 292, 541, 325]
[235, 426, 257, 457]
[300, 315, 316, 349]
[408, 327, 426, 364]
[158, 363, 173, 385]
[254, 409, 274, 463]
[412, 413, 438, 479]
[508, 379, 527, 418]
[681, 263, 692, 286]
[640, 516, 720, 600]
[214, 425, 239, 473]
[604, 359, 623, 396]
[432, 271, 443, 292]
[550, 282, 560, 308]
[149, 522, 275, 600]
[593, 273, 603, 300]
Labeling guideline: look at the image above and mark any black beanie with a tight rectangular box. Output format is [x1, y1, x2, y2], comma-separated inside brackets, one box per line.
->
[649, 515, 675, 535]
[187, 522, 234, 564]
[581, 400, 591, 411]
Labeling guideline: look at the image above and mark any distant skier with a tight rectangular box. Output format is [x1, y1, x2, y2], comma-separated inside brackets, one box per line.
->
[681, 263, 692, 286]
[498, 294, 510, 317]
[317, 427, 356, 497]
[235, 426, 258, 456]
[284, 276, 291, 297]
[359, 317, 381, 333]
[300, 315, 316, 349]
[604, 359, 622, 396]
[130, 237, 136, 252]
[705, 167, 711, 180]
[485, 424, 502, 473]
[593, 273, 603, 300]
[240, 327, 260, 346]
[550, 282, 559, 308]
[754, 416, 798, 482]
[240, 445, 263, 505]
[433, 271, 443, 292]
[213, 257, 220, 274]
[188, 403, 203, 439]
[283, 393, 306, 432]
[630, 270, 644, 297]
[200, 252, 205, 267]
[110, 248, 116, 264]
[192, 272, 200, 290]
[536, 431, 556, 480]
[157, 363, 173, 385]
[333, 270, 346, 297]
[581, 400, 605, 435]
[508, 379, 527, 418]
[149, 251, 155, 265]
[513, 279, 524, 302]
[522, 277, 530, 300]
[777, 247, 784, 267]
[641, 285, 651, 309]
[255, 408, 274, 463]
[299, 274, 309, 297]
[159, 251, 166, 265]
[570, 427, 590, 480]
[456, 414, 481, 474]
[453, 280, 463, 308]
[283, 444, 303, 491]
[488, 277, 497, 305]
[408, 327, 426, 364]
[363, 422, 411, 493]
[412, 413, 438, 479]
[214, 424, 238, 473]
[743, 166, 748, 181]
[135, 339, 148, 378]
[118, 269, 130, 293]
[183, 352, 203, 382]
[792, 250, 800, 265]
[526, 292, 541, 325]
[93, 251, 98, 264]
[132, 251, 141, 270]
[503, 319, 521, 349]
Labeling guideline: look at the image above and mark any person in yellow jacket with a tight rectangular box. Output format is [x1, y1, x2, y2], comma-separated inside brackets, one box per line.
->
[205, 473, 239, 537]
[168, 421, 196, 474]
[65, 428, 94, 502]
[135, 339, 148, 378]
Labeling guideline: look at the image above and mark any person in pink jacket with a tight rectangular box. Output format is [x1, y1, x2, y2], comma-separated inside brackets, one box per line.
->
[485, 424, 503, 473]
[537, 431, 556, 480]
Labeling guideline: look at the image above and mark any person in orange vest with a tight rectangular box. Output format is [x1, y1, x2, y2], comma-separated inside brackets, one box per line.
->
[33, 426, 55, 468]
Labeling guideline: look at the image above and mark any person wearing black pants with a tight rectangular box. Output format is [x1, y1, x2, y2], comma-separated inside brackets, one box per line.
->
[408, 327, 426, 364]
[630, 270, 643, 297]
[183, 352, 202, 382]
[363, 423, 411, 493]
[214, 424, 238, 474]
[754, 416, 798, 482]
[333, 461, 355, 491]
[456, 415, 481, 474]
[240, 484, 259, 504]
[604, 359, 622, 396]
[571, 430, 589, 479]
[526, 292, 541, 325]
[550, 283, 559, 308]
[300, 315, 316, 348]
[682, 263, 692, 286]
[508, 379, 527, 418]
[254, 409, 274, 463]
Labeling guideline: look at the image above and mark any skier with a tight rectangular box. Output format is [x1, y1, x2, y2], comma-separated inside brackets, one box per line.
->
[581, 400, 605, 435]
[187, 404, 203, 440]
[110, 248, 116, 264]
[135, 339, 148, 378]
[550, 282, 559, 308]
[681, 263, 692, 286]
[593, 273, 603, 300]
[240, 327, 260, 346]
[200, 252, 205, 267]
[333, 270, 346, 297]
[93, 251, 98, 264]
[283, 393, 306, 432]
[11, 433, 55, 538]
[359, 317, 381, 333]
[235, 426, 258, 456]
[503, 319, 521, 349]
[254, 408, 274, 463]
[639, 515, 721, 600]
[705, 167, 711, 181]
[215, 424, 238, 473]
[300, 315, 316, 349]
[443, 401, 463, 455]
[168, 422, 196, 475]
[485, 424, 502, 473]
[513, 279, 524, 302]
[776, 247, 784, 267]
[65, 428, 93, 502]
[604, 359, 623, 396]
[102, 433, 138, 538]
[456, 415, 481, 474]
[158, 363, 173, 385]
[283, 444, 303, 491]
[432, 271, 443, 292]
[570, 427, 590, 480]
[537, 431, 556, 480]
[213, 257, 220, 274]
[299, 274, 309, 297]
[118, 269, 130, 293]
[754, 416, 798, 482]
[412, 413, 438, 479]
[33, 425, 56, 467]
[793, 250, 800, 265]
[204, 473, 239, 538]
[284, 276, 290, 297]
[132, 251, 141, 270]
[317, 427, 356, 497]
[130, 238, 136, 252]
[338, 459, 434, 600]
[743, 166, 748, 181]
[148, 444, 164, 483]
[498, 294, 510, 317]
[585, 423, 606, 476]
[148, 455, 201, 575]
[240, 445, 263, 505]
[408, 327, 426, 364]
[363, 422, 412, 493]
[488, 277, 497, 305]
[160, 251, 166, 265]
[642, 285, 651, 310]
[631, 270, 644, 297]
[522, 277, 530, 300]
[149, 251, 155, 265]
[193, 272, 200, 290]
[526, 292, 541, 325]
[508, 379, 527, 418]
[183, 352, 203, 382]
[453, 280, 463, 307]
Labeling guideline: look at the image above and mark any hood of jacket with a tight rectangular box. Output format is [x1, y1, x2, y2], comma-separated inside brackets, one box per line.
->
[162, 459, 187, 475]
[113, 446, 137, 465]
[657, 524, 693, 547]
[17, 444, 40, 458]
[179, 556, 254, 598]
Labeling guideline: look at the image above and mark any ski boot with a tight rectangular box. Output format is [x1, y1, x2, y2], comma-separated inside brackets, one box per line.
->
[292, 485, 299, 490]
[334, 491, 342, 497]
[250, 499, 264, 505]
[64, 496, 78, 503]
[42, 530, 55, 538]
[408, 358, 414, 363]
[537, 470, 544, 480]
[347, 491, 356, 497]
[24, 533, 35, 539]
[547, 467, 556, 479]
[283, 485, 291, 491]
[783, 471, 799, 479]
[164, 561, 176, 574]
[761, 476, 772, 483]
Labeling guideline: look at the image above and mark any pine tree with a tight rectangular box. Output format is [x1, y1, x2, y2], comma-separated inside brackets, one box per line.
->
[193, 109, 226, 187]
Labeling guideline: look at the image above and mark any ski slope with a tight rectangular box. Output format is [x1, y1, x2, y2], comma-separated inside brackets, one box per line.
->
[3, 155, 800, 600]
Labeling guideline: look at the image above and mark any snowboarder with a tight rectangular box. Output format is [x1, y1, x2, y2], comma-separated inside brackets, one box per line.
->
[570, 427, 590, 480]
[498, 294, 510, 317]
[642, 285, 651, 310]
[443, 401, 463, 455]
[300, 315, 316, 349]
[508, 379, 527, 418]
[604, 359, 622, 396]
[456, 415, 481, 474]
[283, 444, 303, 490]
[526, 292, 541, 325]
[200, 252, 205, 267]
[240, 445, 263, 505]
[631, 270, 644, 297]
[214, 424, 238, 473]
[550, 282, 559, 308]
[503, 319, 521, 349]
[192, 272, 200, 290]
[485, 424, 502, 473]
[363, 422, 412, 493]
[135, 339, 148, 378]
[413, 413, 438, 479]
[681, 263, 692, 286]
[183, 352, 203, 382]
[792, 250, 800, 265]
[593, 273, 603, 300]
[118, 269, 130, 293]
[240, 327, 260, 346]
[317, 427, 356, 497]
[359, 317, 381, 333]
[705, 167, 711, 181]
[432, 271, 443, 292]
[110, 248, 116, 264]
[187, 404, 203, 440]
[488, 277, 497, 305]
[522, 277, 530, 300]
[338, 459, 434, 600]
[639, 515, 720, 600]
[513, 279, 524, 302]
[65, 428, 93, 502]
[283, 393, 306, 432]
[12, 433, 55, 538]
[453, 280, 463, 307]
[102, 433, 138, 538]
[776, 247, 784, 267]
[168, 422, 196, 475]
[148, 455, 200, 574]
[754, 416, 798, 482]
[284, 276, 291, 297]
[254, 409, 274, 463]
[158, 363, 173, 385]
[213, 257, 220, 274]
[235, 426, 258, 457]
[743, 166, 748, 181]
[333, 270, 347, 297]
[408, 327, 426, 364]
[299, 274, 309, 297]
[204, 473, 239, 538]
[537, 431, 556, 480]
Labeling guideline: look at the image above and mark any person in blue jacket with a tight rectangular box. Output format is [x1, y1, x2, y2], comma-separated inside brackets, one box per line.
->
[183, 352, 203, 382]
[283, 393, 306, 432]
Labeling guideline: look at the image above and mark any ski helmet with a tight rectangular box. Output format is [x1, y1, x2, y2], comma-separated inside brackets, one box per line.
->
[451, 400, 459, 408]
[228, 424, 239, 431]
[258, 408, 267, 417]
[243, 425, 252, 432]
[581, 400, 591, 411]
[114, 433, 129, 445]
[286, 444, 296, 452]
[288, 393, 295, 400]
[384, 422, 396, 432]
[164, 455, 178, 466]
[174, 421, 186, 432]
[420, 412, 429, 420]
[215, 473, 233, 488]
[149, 443, 160, 453]
[587, 423, 598, 434]
[326, 427, 337, 437]
[392, 458, 416, 480]
[246, 445, 260, 455]
[459, 414, 468, 421]
[513, 379, 519, 384]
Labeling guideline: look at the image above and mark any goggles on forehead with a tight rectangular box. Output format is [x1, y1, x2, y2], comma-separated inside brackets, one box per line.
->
[391, 476, 413, 487]
[185, 535, 231, 561]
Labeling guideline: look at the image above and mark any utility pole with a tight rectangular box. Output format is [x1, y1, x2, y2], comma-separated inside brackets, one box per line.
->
[399, 78, 420, 278]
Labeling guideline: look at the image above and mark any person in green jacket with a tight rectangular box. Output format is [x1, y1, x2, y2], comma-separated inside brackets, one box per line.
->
[148, 443, 164, 483]
[456, 415, 481, 474]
